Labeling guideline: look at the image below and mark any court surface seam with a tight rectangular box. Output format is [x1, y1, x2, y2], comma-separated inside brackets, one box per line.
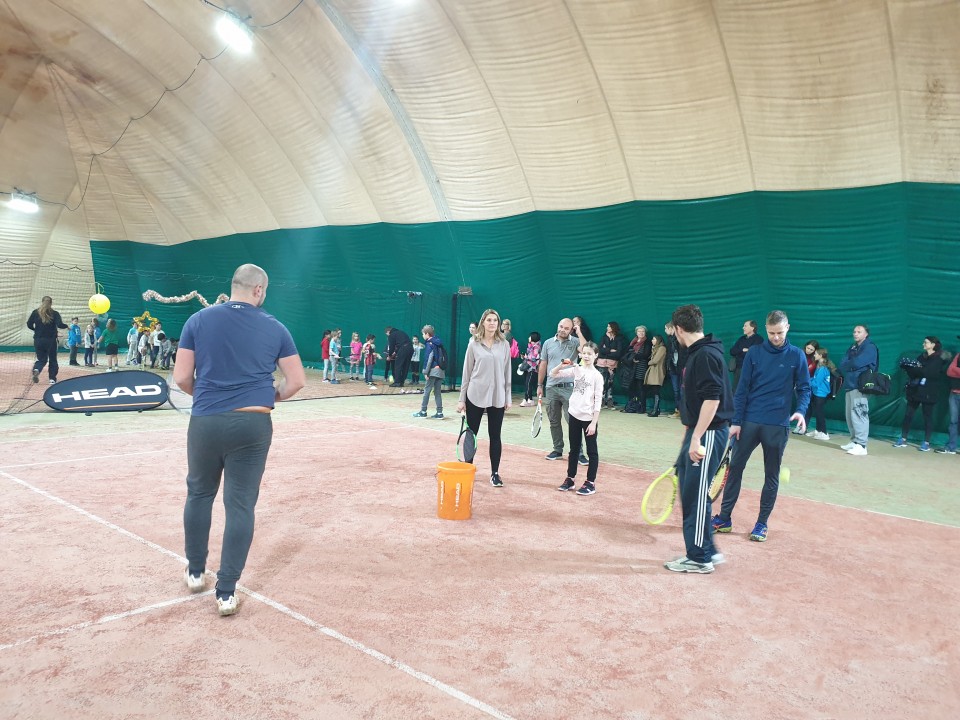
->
[0, 469, 517, 720]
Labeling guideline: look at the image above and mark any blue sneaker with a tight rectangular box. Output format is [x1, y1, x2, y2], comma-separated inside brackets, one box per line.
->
[892, 438, 908, 448]
[749, 522, 768, 542]
[918, 442, 931, 452]
[711, 515, 732, 533]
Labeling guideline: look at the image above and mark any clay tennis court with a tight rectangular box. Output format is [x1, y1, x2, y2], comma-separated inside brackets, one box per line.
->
[2, 390, 958, 719]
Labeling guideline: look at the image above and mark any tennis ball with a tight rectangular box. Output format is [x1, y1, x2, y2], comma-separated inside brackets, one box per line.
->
[780, 467, 791, 483]
[698, 445, 707, 455]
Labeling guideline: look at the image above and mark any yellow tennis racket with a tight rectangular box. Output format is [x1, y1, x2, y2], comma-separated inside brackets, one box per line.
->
[641, 465, 678, 525]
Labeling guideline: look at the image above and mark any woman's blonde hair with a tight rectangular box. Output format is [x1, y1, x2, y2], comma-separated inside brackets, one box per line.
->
[474, 309, 505, 343]
[37, 296, 53, 324]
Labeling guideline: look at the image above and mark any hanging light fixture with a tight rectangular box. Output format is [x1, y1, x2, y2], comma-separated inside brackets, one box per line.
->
[7, 190, 40, 214]
[216, 11, 253, 53]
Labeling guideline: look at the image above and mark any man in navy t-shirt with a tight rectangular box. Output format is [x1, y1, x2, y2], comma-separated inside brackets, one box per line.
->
[174, 263, 305, 616]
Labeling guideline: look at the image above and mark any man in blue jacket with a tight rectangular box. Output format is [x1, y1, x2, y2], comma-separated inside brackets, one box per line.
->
[838, 324, 878, 456]
[712, 310, 810, 543]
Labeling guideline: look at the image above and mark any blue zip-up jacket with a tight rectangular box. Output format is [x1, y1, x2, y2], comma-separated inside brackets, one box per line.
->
[810, 365, 831, 398]
[733, 339, 811, 426]
[839, 338, 878, 389]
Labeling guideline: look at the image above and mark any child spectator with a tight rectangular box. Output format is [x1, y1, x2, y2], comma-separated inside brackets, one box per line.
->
[550, 342, 604, 495]
[158, 332, 173, 370]
[98, 318, 121, 372]
[138, 331, 151, 366]
[321, 329, 332, 382]
[329, 329, 342, 384]
[411, 336, 422, 385]
[126, 321, 139, 365]
[362, 334, 380, 388]
[807, 348, 832, 440]
[84, 323, 96, 366]
[349, 332, 362, 380]
[519, 332, 541, 406]
[413, 326, 445, 418]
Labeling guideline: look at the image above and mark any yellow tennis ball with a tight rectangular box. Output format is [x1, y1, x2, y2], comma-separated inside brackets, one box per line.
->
[780, 466, 791, 483]
[698, 445, 707, 455]
[88, 293, 110, 315]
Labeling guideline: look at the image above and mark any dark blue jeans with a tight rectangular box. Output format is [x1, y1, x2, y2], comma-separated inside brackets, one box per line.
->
[718, 421, 789, 526]
[677, 425, 728, 563]
[184, 412, 273, 595]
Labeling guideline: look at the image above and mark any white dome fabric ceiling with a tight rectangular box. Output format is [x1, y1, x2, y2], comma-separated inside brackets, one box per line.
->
[1, 0, 958, 341]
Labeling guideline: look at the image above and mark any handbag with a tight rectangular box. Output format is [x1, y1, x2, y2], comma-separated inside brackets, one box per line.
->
[856, 349, 890, 395]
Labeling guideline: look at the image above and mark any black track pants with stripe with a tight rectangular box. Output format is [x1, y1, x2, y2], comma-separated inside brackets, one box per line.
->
[677, 425, 729, 564]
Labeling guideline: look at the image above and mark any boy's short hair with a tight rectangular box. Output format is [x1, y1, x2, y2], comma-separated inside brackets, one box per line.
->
[157, 332, 166, 341]
[421, 325, 434, 337]
[671, 305, 704, 333]
[366, 334, 376, 341]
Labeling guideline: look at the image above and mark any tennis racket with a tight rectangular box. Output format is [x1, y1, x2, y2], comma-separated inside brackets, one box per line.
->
[641, 465, 679, 525]
[708, 438, 736, 501]
[457, 415, 477, 463]
[165, 372, 193, 415]
[531, 397, 543, 438]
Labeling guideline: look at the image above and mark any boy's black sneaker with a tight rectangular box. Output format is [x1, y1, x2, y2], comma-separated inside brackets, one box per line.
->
[490, 473, 503, 487]
[557, 478, 576, 492]
[576, 481, 596, 496]
[544, 451, 562, 461]
[577, 454, 589, 466]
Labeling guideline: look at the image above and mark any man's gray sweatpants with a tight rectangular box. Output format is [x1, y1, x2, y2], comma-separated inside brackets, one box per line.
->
[545, 383, 574, 453]
[184, 412, 273, 594]
[845, 389, 870, 446]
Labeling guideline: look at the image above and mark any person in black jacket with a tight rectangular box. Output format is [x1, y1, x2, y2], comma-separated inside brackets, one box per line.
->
[664, 322, 686, 418]
[26, 296, 68, 384]
[664, 305, 733, 575]
[621, 326, 651, 413]
[730, 320, 763, 390]
[385, 326, 413, 388]
[597, 321, 626, 408]
[893, 336, 948, 451]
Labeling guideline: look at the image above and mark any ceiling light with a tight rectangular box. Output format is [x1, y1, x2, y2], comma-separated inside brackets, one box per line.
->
[8, 190, 39, 214]
[216, 12, 253, 53]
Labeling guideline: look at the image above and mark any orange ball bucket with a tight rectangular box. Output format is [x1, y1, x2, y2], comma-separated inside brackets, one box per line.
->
[436, 461, 475, 520]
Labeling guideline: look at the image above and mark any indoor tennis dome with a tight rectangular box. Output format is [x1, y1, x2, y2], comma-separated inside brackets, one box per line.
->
[2, 0, 958, 425]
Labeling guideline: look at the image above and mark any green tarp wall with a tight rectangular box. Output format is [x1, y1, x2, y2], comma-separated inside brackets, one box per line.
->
[91, 181, 960, 438]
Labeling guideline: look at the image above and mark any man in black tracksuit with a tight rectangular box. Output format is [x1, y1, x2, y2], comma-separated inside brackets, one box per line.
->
[665, 304, 734, 574]
[385, 326, 413, 388]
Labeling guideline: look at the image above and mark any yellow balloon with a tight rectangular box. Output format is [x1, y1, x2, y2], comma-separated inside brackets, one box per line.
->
[88, 293, 111, 315]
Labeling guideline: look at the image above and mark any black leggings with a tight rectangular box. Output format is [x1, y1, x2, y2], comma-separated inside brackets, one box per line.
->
[902, 401, 935, 443]
[465, 398, 505, 474]
[810, 395, 827, 433]
[524, 370, 538, 401]
[567, 415, 599, 483]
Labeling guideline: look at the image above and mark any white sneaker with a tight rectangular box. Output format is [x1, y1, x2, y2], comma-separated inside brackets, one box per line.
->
[711, 553, 726, 566]
[805, 430, 817, 437]
[840, 442, 855, 451]
[814, 432, 830, 440]
[183, 567, 206, 593]
[846, 444, 868, 456]
[217, 594, 239, 616]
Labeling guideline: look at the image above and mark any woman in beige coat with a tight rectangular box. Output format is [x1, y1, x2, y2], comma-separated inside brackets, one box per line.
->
[643, 335, 667, 417]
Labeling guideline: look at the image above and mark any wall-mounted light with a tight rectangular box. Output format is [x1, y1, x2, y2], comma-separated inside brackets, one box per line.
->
[216, 11, 253, 53]
[8, 190, 39, 214]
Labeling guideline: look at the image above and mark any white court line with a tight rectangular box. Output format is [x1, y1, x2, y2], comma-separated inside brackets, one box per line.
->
[0, 448, 173, 470]
[0, 427, 186, 446]
[0, 592, 212, 652]
[0, 470, 517, 720]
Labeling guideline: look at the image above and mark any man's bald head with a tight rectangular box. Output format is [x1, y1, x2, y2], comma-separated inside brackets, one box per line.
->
[231, 264, 269, 307]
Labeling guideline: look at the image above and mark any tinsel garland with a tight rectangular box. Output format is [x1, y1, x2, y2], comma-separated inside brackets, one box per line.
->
[142, 289, 229, 307]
